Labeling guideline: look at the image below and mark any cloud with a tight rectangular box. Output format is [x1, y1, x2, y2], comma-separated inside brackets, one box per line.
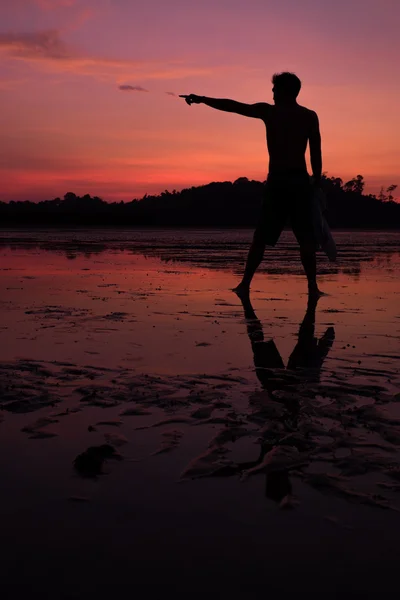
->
[0, 29, 223, 83]
[118, 85, 148, 92]
[165, 91, 176, 96]
[0, 30, 70, 59]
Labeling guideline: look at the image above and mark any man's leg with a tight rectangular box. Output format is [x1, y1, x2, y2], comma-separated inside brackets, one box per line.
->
[234, 179, 285, 296]
[292, 176, 323, 297]
[233, 231, 266, 295]
[299, 244, 320, 296]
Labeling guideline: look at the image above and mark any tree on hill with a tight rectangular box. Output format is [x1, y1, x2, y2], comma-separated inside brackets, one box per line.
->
[0, 174, 398, 228]
[343, 174, 365, 194]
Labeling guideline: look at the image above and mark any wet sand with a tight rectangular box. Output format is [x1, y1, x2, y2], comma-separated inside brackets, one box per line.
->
[1, 229, 400, 596]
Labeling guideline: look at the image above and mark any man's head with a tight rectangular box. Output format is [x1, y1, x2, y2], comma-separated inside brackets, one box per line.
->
[272, 72, 301, 104]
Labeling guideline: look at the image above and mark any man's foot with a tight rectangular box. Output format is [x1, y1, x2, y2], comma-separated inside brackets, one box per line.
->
[308, 285, 326, 299]
[232, 282, 250, 298]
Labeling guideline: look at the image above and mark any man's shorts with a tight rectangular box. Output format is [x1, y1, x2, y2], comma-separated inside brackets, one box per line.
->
[255, 170, 317, 247]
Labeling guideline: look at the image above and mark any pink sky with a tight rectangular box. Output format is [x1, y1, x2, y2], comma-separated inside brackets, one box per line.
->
[1, 0, 399, 201]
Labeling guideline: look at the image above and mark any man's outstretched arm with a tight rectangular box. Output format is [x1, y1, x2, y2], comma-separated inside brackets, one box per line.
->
[309, 111, 322, 184]
[180, 94, 269, 119]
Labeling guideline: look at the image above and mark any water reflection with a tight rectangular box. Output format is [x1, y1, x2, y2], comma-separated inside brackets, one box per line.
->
[210, 294, 335, 505]
[243, 293, 335, 387]
[2, 229, 400, 279]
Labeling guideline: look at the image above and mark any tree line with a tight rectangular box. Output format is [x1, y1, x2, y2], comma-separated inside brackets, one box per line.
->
[0, 174, 398, 228]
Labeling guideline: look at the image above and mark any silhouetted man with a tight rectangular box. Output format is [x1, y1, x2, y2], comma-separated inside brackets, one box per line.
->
[181, 72, 323, 297]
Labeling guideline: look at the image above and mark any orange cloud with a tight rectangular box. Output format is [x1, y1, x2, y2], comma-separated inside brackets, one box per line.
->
[0, 29, 234, 82]
[0, 30, 69, 59]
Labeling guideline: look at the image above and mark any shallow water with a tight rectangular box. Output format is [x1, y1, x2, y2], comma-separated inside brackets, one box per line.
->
[1, 228, 400, 594]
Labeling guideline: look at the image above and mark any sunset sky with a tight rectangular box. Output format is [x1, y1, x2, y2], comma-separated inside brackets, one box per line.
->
[1, 0, 399, 202]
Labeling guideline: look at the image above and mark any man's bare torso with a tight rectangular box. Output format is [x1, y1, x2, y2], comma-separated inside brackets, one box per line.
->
[263, 104, 314, 173]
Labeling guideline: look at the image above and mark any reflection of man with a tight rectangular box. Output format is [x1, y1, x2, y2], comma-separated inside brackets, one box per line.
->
[239, 294, 335, 503]
[209, 295, 335, 505]
[181, 72, 323, 297]
[242, 294, 335, 390]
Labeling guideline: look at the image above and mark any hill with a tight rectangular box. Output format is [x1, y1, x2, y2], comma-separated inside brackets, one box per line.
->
[0, 174, 398, 228]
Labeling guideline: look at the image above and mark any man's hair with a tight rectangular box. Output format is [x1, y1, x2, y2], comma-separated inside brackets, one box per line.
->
[272, 72, 301, 98]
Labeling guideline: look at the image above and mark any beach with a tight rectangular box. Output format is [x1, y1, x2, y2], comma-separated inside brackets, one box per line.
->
[1, 228, 400, 596]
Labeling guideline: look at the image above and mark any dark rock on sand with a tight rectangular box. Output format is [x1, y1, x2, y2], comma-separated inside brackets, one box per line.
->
[73, 444, 122, 478]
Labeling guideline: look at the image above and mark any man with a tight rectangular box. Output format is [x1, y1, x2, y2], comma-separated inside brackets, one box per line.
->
[180, 72, 323, 297]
